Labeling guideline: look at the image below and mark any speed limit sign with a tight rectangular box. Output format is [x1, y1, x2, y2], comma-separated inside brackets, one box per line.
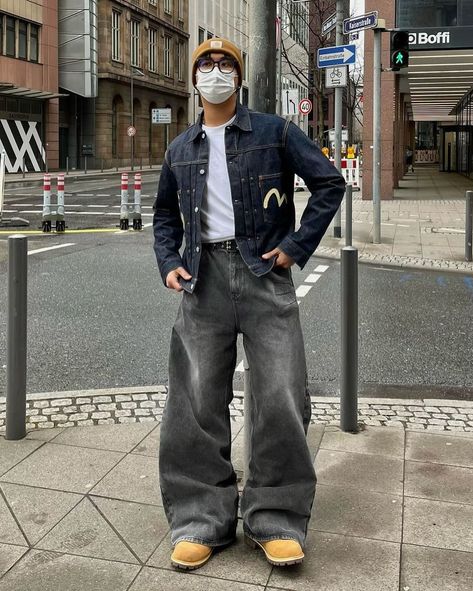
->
[298, 98, 312, 115]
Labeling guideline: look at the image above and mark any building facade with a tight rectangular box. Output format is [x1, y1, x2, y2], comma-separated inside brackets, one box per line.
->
[59, 0, 190, 170]
[0, 1, 60, 172]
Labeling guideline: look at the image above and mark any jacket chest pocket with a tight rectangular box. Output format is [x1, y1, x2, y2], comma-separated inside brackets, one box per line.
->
[259, 172, 288, 223]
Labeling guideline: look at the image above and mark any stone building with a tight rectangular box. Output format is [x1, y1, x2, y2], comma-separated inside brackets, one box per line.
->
[59, 0, 189, 170]
[0, 0, 60, 172]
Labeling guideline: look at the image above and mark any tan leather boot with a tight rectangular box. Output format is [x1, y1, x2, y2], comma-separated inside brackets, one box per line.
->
[245, 535, 304, 566]
[171, 541, 213, 570]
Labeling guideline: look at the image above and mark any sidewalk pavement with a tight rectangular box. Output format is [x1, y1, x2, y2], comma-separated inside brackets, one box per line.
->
[316, 166, 473, 273]
[1, 420, 473, 590]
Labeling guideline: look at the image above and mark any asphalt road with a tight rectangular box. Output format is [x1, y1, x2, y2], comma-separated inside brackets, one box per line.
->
[1, 180, 473, 399]
[0, 228, 473, 399]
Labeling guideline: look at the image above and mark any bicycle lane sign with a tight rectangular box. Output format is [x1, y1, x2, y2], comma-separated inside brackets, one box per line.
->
[325, 66, 348, 88]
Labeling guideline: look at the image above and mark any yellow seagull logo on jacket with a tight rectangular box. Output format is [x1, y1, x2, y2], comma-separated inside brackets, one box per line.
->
[263, 188, 287, 209]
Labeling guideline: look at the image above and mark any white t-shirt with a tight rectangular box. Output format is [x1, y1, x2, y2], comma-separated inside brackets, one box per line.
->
[201, 115, 236, 242]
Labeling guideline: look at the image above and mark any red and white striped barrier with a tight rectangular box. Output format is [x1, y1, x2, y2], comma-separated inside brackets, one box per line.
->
[134, 172, 142, 216]
[330, 158, 360, 190]
[120, 173, 129, 230]
[57, 173, 65, 218]
[42, 174, 51, 218]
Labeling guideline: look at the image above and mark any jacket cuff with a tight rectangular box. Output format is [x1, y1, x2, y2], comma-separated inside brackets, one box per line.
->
[278, 236, 311, 270]
[160, 256, 185, 287]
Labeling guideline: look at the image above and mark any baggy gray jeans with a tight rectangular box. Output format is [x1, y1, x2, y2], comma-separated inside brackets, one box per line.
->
[159, 246, 316, 549]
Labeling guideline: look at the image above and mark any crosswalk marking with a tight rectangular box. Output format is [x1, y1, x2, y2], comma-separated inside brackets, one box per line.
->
[305, 273, 321, 284]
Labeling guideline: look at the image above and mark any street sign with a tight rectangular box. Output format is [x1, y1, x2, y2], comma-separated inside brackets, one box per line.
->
[152, 108, 172, 124]
[329, 129, 348, 142]
[317, 44, 356, 68]
[298, 98, 312, 115]
[127, 126, 136, 137]
[322, 12, 337, 36]
[325, 66, 348, 88]
[282, 89, 299, 116]
[343, 11, 378, 35]
[350, 32, 359, 41]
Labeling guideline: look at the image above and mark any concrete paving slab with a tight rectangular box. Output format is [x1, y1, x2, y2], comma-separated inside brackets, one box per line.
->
[401, 544, 473, 591]
[406, 431, 473, 468]
[310, 484, 402, 542]
[315, 449, 404, 494]
[0, 491, 28, 546]
[129, 566, 266, 590]
[0, 443, 124, 494]
[89, 453, 161, 505]
[130, 424, 161, 457]
[0, 543, 28, 578]
[0, 438, 44, 478]
[25, 427, 65, 442]
[92, 497, 169, 563]
[268, 530, 400, 591]
[51, 423, 156, 453]
[0, 483, 82, 545]
[148, 525, 272, 586]
[0, 549, 140, 591]
[403, 496, 473, 553]
[306, 424, 325, 462]
[405, 460, 473, 505]
[35, 497, 139, 563]
[319, 425, 404, 458]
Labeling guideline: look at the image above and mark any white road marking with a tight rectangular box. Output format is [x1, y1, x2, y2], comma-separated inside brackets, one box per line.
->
[87, 205, 109, 208]
[77, 194, 94, 197]
[28, 243, 76, 255]
[314, 264, 329, 273]
[1, 209, 18, 213]
[305, 273, 321, 284]
[236, 361, 244, 372]
[296, 285, 312, 298]
[96, 194, 110, 197]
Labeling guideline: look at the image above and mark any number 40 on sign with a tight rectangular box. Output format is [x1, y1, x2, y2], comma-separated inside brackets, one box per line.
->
[299, 98, 312, 115]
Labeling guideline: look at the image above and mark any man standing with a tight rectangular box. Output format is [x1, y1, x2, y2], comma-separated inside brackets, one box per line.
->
[153, 37, 345, 570]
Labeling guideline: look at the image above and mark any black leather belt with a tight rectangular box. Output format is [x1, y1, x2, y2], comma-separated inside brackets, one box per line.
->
[203, 239, 238, 251]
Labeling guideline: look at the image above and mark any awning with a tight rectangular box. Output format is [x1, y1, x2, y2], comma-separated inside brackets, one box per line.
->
[0, 83, 67, 100]
[405, 49, 473, 122]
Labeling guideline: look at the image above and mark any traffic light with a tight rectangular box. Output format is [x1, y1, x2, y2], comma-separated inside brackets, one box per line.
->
[390, 31, 409, 71]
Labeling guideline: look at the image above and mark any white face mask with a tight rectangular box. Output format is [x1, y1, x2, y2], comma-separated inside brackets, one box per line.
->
[196, 68, 237, 104]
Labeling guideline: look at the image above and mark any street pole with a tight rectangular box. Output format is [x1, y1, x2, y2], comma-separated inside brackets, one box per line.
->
[372, 26, 382, 244]
[277, 13, 283, 116]
[333, 0, 344, 238]
[131, 63, 134, 172]
[248, 0, 277, 113]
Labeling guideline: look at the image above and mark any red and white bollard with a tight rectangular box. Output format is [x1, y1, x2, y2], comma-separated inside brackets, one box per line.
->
[56, 173, 65, 232]
[42, 174, 52, 232]
[120, 173, 129, 230]
[132, 172, 142, 230]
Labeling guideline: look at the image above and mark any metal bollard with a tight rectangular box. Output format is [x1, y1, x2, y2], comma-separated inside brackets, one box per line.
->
[466, 190, 473, 262]
[101, 158, 104, 173]
[56, 173, 65, 232]
[120, 173, 129, 230]
[340, 246, 359, 433]
[6, 235, 28, 440]
[243, 354, 251, 486]
[132, 172, 142, 230]
[66, 156, 69, 175]
[22, 156, 26, 179]
[345, 184, 353, 247]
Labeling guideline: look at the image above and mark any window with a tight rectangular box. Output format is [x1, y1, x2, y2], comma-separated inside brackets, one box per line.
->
[131, 20, 140, 67]
[0, 15, 3, 55]
[178, 0, 184, 20]
[148, 28, 157, 72]
[6, 16, 15, 57]
[149, 0, 157, 5]
[164, 0, 172, 14]
[177, 41, 185, 81]
[397, 0, 458, 27]
[198, 27, 205, 45]
[112, 10, 121, 61]
[30, 24, 39, 62]
[18, 21, 27, 59]
[207, 31, 214, 40]
[242, 51, 247, 81]
[164, 35, 172, 77]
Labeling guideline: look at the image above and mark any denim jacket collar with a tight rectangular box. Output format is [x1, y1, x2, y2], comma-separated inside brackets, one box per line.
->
[187, 101, 252, 143]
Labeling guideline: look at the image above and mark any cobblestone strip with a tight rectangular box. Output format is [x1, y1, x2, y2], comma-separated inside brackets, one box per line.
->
[316, 245, 473, 273]
[1, 389, 473, 433]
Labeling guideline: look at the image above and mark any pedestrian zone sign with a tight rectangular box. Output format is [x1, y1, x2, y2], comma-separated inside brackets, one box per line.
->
[317, 45, 356, 68]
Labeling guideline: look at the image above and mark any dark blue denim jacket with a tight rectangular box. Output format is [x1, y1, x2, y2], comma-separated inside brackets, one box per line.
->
[153, 102, 345, 292]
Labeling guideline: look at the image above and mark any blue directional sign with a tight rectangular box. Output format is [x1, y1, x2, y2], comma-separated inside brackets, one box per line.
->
[317, 44, 356, 68]
[343, 11, 378, 35]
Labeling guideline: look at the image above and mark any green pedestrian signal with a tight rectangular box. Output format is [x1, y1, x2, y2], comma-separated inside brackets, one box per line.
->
[390, 31, 409, 71]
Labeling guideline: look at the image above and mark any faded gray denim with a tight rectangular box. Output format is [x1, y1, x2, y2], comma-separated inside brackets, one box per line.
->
[159, 247, 316, 549]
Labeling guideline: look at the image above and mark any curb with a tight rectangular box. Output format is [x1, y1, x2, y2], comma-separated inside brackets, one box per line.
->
[316, 246, 473, 274]
[1, 386, 472, 435]
[5, 167, 162, 189]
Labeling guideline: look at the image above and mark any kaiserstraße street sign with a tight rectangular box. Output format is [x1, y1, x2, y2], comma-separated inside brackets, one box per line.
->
[343, 11, 379, 35]
[317, 45, 356, 68]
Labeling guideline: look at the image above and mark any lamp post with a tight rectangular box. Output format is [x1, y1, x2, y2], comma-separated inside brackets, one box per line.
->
[130, 19, 144, 171]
